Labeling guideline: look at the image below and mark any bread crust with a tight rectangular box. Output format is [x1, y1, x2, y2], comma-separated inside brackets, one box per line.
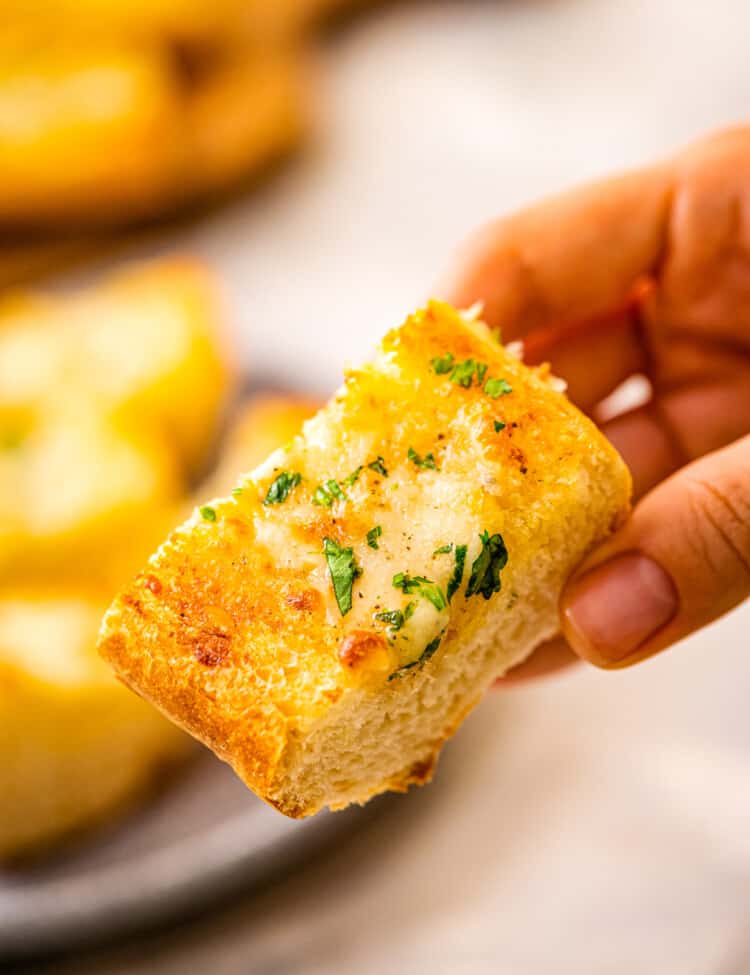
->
[100, 302, 631, 816]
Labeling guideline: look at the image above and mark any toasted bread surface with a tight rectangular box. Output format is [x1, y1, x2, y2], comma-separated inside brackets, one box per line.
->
[100, 302, 631, 816]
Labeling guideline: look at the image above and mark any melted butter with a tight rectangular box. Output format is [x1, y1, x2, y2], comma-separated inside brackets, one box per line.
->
[246, 463, 486, 665]
[232, 316, 502, 669]
[390, 598, 447, 668]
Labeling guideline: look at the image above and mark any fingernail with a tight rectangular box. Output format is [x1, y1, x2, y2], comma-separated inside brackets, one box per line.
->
[562, 552, 678, 665]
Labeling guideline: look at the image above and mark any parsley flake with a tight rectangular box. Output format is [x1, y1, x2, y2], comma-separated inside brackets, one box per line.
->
[408, 447, 438, 471]
[465, 531, 508, 600]
[422, 634, 442, 662]
[368, 456, 388, 477]
[494, 420, 506, 432]
[449, 358, 479, 388]
[231, 486, 244, 498]
[447, 544, 468, 602]
[312, 485, 334, 507]
[313, 478, 348, 506]
[323, 538, 361, 616]
[374, 601, 415, 633]
[433, 354, 491, 390]
[264, 471, 302, 505]
[199, 505, 217, 522]
[450, 358, 488, 388]
[433, 543, 453, 556]
[327, 479, 346, 500]
[343, 466, 363, 487]
[484, 378, 513, 399]
[392, 572, 447, 612]
[430, 352, 455, 375]
[367, 525, 382, 549]
[388, 634, 442, 681]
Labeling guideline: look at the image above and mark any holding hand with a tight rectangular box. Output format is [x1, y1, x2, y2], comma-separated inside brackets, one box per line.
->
[441, 127, 750, 676]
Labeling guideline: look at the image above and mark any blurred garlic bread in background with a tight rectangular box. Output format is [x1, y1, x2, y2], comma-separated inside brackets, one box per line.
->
[0, 258, 231, 858]
[0, 590, 189, 860]
[100, 301, 631, 819]
[3, 1, 256, 45]
[2, 0, 369, 42]
[0, 237, 97, 292]
[0, 17, 306, 229]
[0, 0, 381, 286]
[0, 260, 229, 480]
[208, 393, 321, 496]
[0, 408, 180, 586]
[266, 0, 373, 34]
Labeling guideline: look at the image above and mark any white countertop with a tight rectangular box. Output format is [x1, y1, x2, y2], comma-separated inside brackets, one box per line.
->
[38, 1, 750, 971]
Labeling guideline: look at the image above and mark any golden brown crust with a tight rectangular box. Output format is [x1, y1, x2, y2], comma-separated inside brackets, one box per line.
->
[100, 301, 631, 815]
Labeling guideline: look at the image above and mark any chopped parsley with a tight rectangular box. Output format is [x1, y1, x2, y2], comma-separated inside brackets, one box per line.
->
[433, 354, 490, 389]
[231, 486, 244, 498]
[199, 505, 217, 522]
[447, 544, 468, 602]
[494, 420, 506, 432]
[388, 634, 443, 681]
[375, 609, 403, 629]
[465, 530, 508, 600]
[449, 358, 479, 388]
[422, 634, 442, 662]
[392, 572, 447, 612]
[484, 378, 513, 399]
[327, 479, 346, 500]
[264, 471, 302, 505]
[312, 485, 334, 506]
[408, 447, 438, 471]
[343, 466, 363, 487]
[312, 479, 347, 507]
[367, 525, 383, 549]
[368, 456, 388, 477]
[430, 352, 455, 375]
[433, 543, 453, 556]
[451, 358, 488, 388]
[323, 538, 361, 616]
[374, 601, 415, 632]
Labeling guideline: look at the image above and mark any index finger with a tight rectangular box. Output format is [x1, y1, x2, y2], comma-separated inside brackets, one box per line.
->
[439, 126, 750, 414]
[438, 161, 672, 338]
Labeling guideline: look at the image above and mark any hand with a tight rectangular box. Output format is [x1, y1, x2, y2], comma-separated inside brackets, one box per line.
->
[440, 127, 750, 677]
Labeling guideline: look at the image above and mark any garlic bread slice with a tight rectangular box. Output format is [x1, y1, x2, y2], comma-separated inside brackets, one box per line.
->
[100, 301, 631, 817]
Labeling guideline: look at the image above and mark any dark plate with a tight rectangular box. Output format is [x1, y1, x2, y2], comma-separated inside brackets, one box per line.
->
[0, 746, 371, 960]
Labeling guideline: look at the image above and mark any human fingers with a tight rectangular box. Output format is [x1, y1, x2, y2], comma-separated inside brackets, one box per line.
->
[560, 434, 750, 668]
[496, 636, 577, 685]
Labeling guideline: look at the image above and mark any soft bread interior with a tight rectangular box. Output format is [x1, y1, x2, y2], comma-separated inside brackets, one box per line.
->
[273, 460, 622, 815]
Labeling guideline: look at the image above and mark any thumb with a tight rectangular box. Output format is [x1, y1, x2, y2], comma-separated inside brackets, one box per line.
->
[560, 434, 750, 668]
